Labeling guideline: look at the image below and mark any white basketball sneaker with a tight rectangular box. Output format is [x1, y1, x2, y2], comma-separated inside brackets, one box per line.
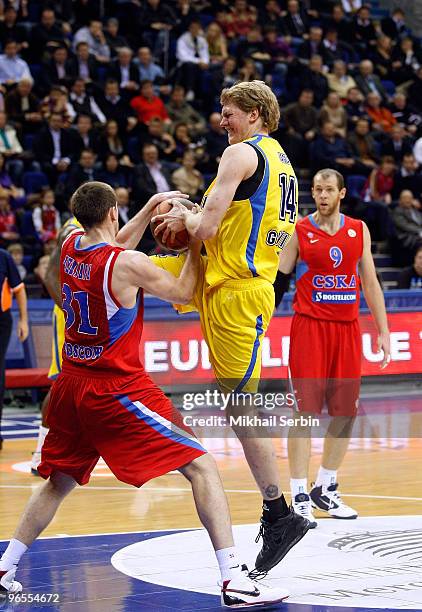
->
[310, 482, 358, 519]
[221, 566, 289, 608]
[292, 492, 317, 528]
[0, 566, 23, 598]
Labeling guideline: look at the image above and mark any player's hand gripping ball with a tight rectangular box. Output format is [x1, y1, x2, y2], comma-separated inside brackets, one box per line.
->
[150, 198, 197, 252]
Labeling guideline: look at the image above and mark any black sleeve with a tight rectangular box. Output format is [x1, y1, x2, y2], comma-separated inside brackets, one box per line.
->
[273, 271, 291, 308]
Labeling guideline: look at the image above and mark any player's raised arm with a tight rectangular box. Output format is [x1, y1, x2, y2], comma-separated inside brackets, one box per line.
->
[113, 240, 202, 305]
[152, 143, 256, 240]
[358, 222, 391, 368]
[278, 230, 299, 274]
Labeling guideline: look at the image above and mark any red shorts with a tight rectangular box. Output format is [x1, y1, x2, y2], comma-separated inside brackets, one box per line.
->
[38, 371, 206, 486]
[288, 314, 362, 416]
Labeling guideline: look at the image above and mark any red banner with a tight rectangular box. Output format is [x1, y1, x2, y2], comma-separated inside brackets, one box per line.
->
[141, 312, 422, 386]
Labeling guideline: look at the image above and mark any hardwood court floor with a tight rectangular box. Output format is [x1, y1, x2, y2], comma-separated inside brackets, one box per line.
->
[1, 433, 421, 540]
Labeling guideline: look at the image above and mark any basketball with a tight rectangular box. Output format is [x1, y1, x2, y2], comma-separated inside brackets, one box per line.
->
[150, 198, 192, 252]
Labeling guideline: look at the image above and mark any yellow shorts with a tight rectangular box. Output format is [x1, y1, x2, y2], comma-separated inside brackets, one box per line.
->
[150, 254, 275, 392]
[48, 305, 65, 380]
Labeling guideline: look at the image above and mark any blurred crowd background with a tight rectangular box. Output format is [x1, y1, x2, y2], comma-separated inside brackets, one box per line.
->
[0, 0, 421, 293]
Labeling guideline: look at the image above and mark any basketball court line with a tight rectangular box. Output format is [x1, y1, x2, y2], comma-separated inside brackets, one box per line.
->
[1, 483, 422, 502]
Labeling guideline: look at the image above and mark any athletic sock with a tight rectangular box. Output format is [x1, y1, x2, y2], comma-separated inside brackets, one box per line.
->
[35, 426, 49, 454]
[315, 466, 337, 488]
[262, 494, 290, 523]
[216, 547, 243, 581]
[290, 478, 308, 498]
[0, 539, 28, 571]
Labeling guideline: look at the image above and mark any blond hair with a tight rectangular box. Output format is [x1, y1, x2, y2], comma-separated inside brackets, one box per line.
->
[220, 80, 280, 133]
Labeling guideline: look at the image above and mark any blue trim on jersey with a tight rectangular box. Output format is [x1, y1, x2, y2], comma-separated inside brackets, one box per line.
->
[245, 144, 270, 276]
[108, 298, 139, 346]
[74, 235, 107, 251]
[296, 261, 309, 282]
[309, 213, 345, 230]
[235, 314, 264, 392]
[116, 395, 206, 454]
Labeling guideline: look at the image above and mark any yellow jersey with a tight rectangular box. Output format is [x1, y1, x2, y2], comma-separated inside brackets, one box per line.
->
[202, 134, 298, 289]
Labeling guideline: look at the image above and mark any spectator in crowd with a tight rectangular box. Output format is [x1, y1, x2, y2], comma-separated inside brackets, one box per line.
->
[225, 0, 258, 39]
[115, 186, 130, 228]
[71, 114, 98, 158]
[64, 148, 100, 197]
[397, 245, 422, 289]
[203, 111, 226, 173]
[391, 37, 422, 85]
[0, 194, 19, 246]
[365, 92, 396, 134]
[351, 5, 377, 53]
[43, 45, 75, 92]
[372, 35, 394, 82]
[0, 111, 24, 184]
[355, 59, 387, 102]
[388, 92, 420, 136]
[69, 41, 98, 84]
[345, 86, 366, 128]
[392, 153, 422, 200]
[0, 245, 28, 448]
[73, 19, 111, 64]
[33, 112, 74, 186]
[7, 243, 26, 280]
[0, 6, 27, 52]
[130, 79, 170, 126]
[381, 124, 413, 163]
[262, 26, 293, 81]
[347, 118, 378, 170]
[363, 155, 396, 205]
[166, 85, 206, 136]
[145, 117, 176, 161]
[284, 88, 318, 145]
[0, 40, 31, 88]
[69, 79, 106, 125]
[235, 25, 270, 77]
[392, 189, 422, 253]
[30, 8, 66, 63]
[324, 3, 352, 44]
[298, 27, 329, 65]
[40, 85, 75, 126]
[97, 154, 128, 189]
[134, 46, 170, 97]
[96, 79, 136, 136]
[312, 120, 367, 175]
[319, 92, 348, 138]
[326, 60, 357, 99]
[301, 55, 329, 107]
[258, 0, 284, 32]
[282, 0, 310, 43]
[322, 28, 355, 66]
[138, 0, 176, 59]
[209, 56, 237, 106]
[172, 150, 204, 201]
[104, 18, 130, 58]
[5, 79, 42, 135]
[206, 22, 228, 66]
[132, 142, 174, 206]
[176, 20, 210, 101]
[107, 47, 139, 98]
[381, 7, 410, 41]
[407, 67, 422, 114]
[32, 188, 61, 243]
[0, 152, 25, 203]
[96, 119, 131, 165]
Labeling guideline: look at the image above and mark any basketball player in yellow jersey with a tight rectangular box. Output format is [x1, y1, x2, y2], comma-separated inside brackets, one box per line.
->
[152, 81, 310, 575]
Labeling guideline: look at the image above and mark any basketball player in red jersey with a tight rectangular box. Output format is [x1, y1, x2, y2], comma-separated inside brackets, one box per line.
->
[279, 168, 390, 527]
[0, 182, 290, 609]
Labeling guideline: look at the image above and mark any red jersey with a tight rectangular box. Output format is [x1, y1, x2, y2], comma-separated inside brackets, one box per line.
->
[60, 232, 144, 376]
[293, 214, 364, 322]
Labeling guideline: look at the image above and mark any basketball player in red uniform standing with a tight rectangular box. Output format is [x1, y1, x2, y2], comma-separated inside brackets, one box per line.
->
[0, 182, 289, 608]
[279, 168, 391, 527]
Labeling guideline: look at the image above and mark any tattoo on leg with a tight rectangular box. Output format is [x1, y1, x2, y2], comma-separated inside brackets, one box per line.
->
[264, 484, 279, 499]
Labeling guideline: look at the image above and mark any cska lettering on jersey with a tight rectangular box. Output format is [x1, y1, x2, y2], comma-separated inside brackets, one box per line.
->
[312, 273, 357, 302]
[63, 254, 92, 281]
